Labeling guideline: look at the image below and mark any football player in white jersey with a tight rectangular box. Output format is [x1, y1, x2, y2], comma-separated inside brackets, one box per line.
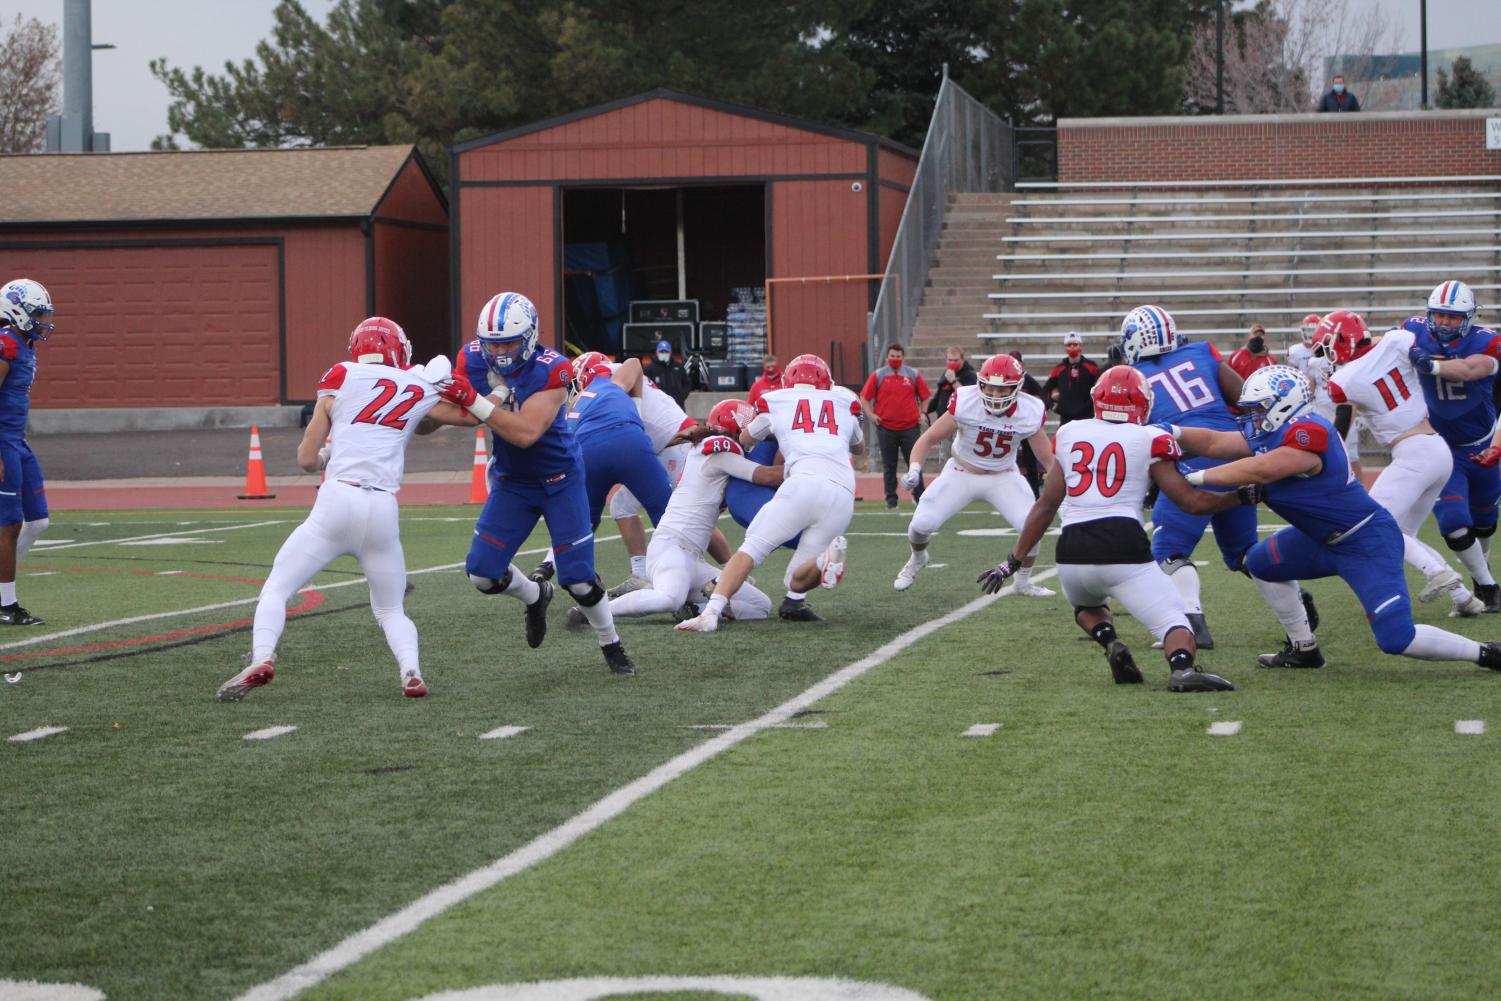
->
[589, 399, 781, 624]
[217, 317, 456, 702]
[1319, 310, 1485, 616]
[892, 354, 1055, 594]
[676, 353, 862, 632]
[978, 366, 1254, 692]
[1303, 313, 1364, 480]
[1285, 313, 1322, 376]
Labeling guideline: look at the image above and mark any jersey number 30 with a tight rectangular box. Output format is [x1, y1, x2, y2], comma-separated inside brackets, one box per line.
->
[790, 399, 840, 435]
[354, 379, 425, 430]
[1067, 441, 1127, 498]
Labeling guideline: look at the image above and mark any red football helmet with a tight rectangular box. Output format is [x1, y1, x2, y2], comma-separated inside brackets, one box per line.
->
[708, 398, 755, 436]
[977, 354, 1026, 416]
[569, 350, 611, 391]
[1091, 365, 1154, 424]
[349, 316, 411, 368]
[783, 353, 832, 390]
[1313, 309, 1369, 366]
[1300, 313, 1322, 346]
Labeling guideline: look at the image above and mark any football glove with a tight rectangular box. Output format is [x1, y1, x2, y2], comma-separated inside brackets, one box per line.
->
[439, 375, 478, 408]
[902, 463, 923, 491]
[977, 556, 1021, 594]
[1473, 446, 1501, 468]
[1235, 483, 1264, 505]
[1408, 345, 1441, 376]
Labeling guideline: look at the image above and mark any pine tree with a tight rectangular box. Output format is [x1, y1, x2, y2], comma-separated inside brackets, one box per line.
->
[1436, 56, 1496, 110]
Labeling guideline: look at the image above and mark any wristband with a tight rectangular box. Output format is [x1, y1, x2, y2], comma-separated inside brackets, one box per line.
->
[1185, 470, 1207, 486]
[468, 396, 496, 421]
[908, 462, 922, 477]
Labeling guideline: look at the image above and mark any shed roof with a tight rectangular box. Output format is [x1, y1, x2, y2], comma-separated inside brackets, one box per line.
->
[0, 145, 423, 224]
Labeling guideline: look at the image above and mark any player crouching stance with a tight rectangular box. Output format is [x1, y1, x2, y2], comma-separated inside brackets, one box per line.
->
[598, 400, 782, 623]
[978, 366, 1243, 692]
[893, 353, 1055, 594]
[1172, 365, 1501, 672]
[217, 318, 450, 701]
[676, 354, 861, 632]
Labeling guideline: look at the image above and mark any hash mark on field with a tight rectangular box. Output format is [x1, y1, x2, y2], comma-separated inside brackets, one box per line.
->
[9, 725, 68, 743]
[1207, 721, 1242, 736]
[1456, 719, 1486, 735]
[478, 726, 529, 741]
[243, 725, 297, 742]
[962, 723, 1001, 737]
[156, 570, 184, 576]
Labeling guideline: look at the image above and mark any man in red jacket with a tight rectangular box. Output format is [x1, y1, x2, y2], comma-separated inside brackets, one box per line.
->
[747, 355, 782, 409]
[1227, 323, 1278, 380]
[861, 343, 932, 507]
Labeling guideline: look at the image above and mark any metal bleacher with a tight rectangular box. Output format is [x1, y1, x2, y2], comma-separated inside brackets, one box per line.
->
[973, 177, 1501, 369]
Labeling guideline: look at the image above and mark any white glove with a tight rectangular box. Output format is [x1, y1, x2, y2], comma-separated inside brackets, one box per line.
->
[902, 463, 923, 490]
[316, 446, 330, 470]
[488, 382, 516, 408]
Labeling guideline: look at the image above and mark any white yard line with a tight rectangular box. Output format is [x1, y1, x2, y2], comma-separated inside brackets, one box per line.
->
[962, 723, 1001, 737]
[1207, 721, 1243, 736]
[243, 726, 298, 742]
[0, 535, 623, 654]
[8, 725, 68, 743]
[233, 567, 1058, 1001]
[32, 520, 287, 552]
[688, 720, 828, 730]
[478, 726, 530, 741]
[1455, 720, 1486, 735]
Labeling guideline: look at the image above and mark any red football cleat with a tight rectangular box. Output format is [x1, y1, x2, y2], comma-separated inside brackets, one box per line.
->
[216, 657, 275, 703]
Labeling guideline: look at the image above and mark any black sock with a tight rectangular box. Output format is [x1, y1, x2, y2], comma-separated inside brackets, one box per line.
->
[1089, 622, 1117, 648]
[1168, 649, 1195, 673]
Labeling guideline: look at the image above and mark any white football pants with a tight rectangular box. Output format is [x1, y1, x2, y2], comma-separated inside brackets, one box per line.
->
[609, 532, 772, 620]
[1367, 432, 1453, 579]
[251, 480, 418, 676]
[1059, 562, 1191, 642]
[908, 459, 1041, 557]
[740, 473, 855, 588]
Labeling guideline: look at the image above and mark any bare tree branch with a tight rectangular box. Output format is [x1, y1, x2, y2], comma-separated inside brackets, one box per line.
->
[0, 15, 61, 154]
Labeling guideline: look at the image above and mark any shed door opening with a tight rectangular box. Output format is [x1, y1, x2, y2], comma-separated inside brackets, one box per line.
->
[562, 185, 764, 357]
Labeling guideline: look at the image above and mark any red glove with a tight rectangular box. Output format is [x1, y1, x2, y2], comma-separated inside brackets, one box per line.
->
[440, 376, 478, 409]
[1473, 446, 1501, 468]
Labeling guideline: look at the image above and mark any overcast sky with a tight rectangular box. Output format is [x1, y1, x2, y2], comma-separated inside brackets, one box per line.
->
[6, 0, 1501, 152]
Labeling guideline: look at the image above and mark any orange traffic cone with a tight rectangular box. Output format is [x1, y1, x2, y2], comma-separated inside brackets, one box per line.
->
[237, 425, 277, 500]
[468, 426, 489, 503]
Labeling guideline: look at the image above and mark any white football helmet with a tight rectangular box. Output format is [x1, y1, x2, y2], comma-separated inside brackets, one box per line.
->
[1238, 364, 1313, 437]
[1119, 305, 1176, 363]
[1427, 280, 1477, 345]
[0, 278, 54, 341]
[476, 291, 540, 377]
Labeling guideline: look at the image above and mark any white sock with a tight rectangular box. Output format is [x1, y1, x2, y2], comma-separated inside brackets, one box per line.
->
[786, 589, 807, 601]
[1168, 565, 1203, 615]
[1016, 563, 1032, 586]
[1451, 537, 1495, 586]
[0, 581, 16, 605]
[16, 517, 48, 562]
[374, 607, 420, 675]
[1402, 624, 1482, 662]
[1404, 535, 1449, 579]
[705, 592, 728, 617]
[1483, 535, 1494, 559]
[629, 555, 648, 577]
[502, 565, 541, 605]
[1254, 576, 1314, 643]
[572, 593, 619, 645]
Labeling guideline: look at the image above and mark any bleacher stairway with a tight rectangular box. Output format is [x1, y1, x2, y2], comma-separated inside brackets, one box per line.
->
[905, 183, 1501, 385]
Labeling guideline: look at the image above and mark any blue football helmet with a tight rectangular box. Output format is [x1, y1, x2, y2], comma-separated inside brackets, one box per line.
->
[1120, 305, 1176, 363]
[1238, 364, 1313, 439]
[476, 292, 540, 377]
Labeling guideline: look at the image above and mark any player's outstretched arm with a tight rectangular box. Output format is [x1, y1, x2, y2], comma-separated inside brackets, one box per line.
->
[909, 412, 956, 470]
[441, 377, 562, 448]
[1173, 425, 1253, 460]
[1191, 446, 1320, 487]
[1217, 362, 1245, 404]
[611, 357, 644, 395]
[1151, 460, 1257, 514]
[416, 401, 479, 434]
[1025, 427, 1055, 470]
[1010, 458, 1065, 559]
[296, 397, 335, 472]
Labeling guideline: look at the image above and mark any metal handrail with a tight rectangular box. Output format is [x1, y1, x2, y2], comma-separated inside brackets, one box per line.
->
[1016, 175, 1501, 189]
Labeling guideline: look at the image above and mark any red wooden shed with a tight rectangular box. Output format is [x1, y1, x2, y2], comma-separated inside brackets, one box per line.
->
[452, 89, 916, 380]
[0, 145, 448, 411]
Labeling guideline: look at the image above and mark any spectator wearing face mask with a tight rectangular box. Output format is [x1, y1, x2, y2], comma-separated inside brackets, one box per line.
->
[926, 345, 977, 421]
[1318, 75, 1361, 112]
[643, 339, 691, 407]
[1041, 332, 1101, 426]
[747, 355, 782, 409]
[861, 343, 932, 507]
[1227, 323, 1278, 380]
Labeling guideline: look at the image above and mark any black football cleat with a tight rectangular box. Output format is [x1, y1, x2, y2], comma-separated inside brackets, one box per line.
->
[0, 603, 44, 626]
[529, 560, 555, 584]
[672, 601, 701, 623]
[1479, 642, 1501, 671]
[524, 579, 553, 649]
[1300, 587, 1320, 631]
[1105, 639, 1143, 684]
[1169, 667, 1235, 692]
[1257, 638, 1326, 669]
[1475, 582, 1501, 613]
[1186, 612, 1215, 650]
[602, 640, 636, 676]
[778, 597, 823, 622]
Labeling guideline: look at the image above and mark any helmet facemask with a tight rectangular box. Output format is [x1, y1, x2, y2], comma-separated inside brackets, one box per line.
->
[978, 378, 1022, 416]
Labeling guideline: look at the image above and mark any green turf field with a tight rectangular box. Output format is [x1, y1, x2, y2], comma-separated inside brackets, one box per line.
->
[3, 504, 1500, 1001]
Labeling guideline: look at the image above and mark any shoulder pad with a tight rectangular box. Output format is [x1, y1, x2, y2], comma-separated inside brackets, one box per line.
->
[702, 436, 742, 456]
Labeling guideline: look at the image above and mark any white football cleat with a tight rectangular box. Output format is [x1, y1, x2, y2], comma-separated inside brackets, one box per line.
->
[1012, 581, 1056, 597]
[893, 550, 929, 591]
[1450, 595, 1488, 618]
[1420, 567, 1463, 603]
[819, 535, 848, 589]
[217, 656, 275, 702]
[606, 575, 650, 600]
[674, 610, 720, 633]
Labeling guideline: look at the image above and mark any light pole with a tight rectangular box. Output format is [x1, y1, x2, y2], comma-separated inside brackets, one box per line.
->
[1420, 0, 1428, 109]
[1216, 0, 1225, 114]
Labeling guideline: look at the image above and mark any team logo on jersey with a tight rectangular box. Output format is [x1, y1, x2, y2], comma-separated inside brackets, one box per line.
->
[1293, 426, 1313, 448]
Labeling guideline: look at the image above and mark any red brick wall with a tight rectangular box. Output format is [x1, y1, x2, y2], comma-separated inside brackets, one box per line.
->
[1058, 110, 1501, 183]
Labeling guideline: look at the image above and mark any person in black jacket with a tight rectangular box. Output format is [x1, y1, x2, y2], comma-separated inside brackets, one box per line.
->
[926, 346, 977, 420]
[643, 339, 691, 407]
[1010, 350, 1048, 496]
[1041, 332, 1101, 426]
[1317, 75, 1361, 112]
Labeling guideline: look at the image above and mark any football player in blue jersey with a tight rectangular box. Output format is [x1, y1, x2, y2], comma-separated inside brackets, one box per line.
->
[1121, 305, 1315, 649]
[1170, 365, 1501, 671]
[435, 291, 635, 676]
[1404, 280, 1501, 611]
[0, 278, 54, 626]
[725, 437, 800, 553]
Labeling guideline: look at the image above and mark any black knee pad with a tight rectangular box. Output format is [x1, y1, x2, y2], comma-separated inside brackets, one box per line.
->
[1475, 524, 1496, 540]
[468, 568, 511, 595]
[566, 576, 607, 607]
[1445, 529, 1477, 552]
[1072, 604, 1109, 627]
[1159, 556, 1193, 576]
